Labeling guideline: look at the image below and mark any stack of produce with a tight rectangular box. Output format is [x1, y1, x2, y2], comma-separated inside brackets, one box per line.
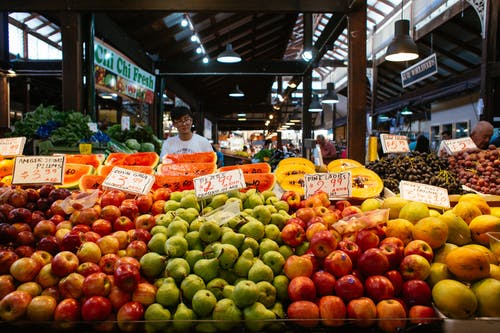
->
[105, 124, 162, 154]
[274, 158, 316, 197]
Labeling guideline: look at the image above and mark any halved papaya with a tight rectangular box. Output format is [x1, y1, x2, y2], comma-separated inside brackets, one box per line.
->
[105, 152, 160, 167]
[277, 173, 306, 196]
[162, 152, 216, 164]
[64, 154, 105, 169]
[97, 165, 155, 177]
[153, 174, 195, 192]
[274, 163, 316, 184]
[218, 162, 271, 174]
[348, 167, 384, 199]
[79, 174, 105, 191]
[157, 162, 217, 176]
[277, 157, 315, 170]
[241, 173, 276, 193]
[327, 158, 363, 173]
[57, 163, 95, 189]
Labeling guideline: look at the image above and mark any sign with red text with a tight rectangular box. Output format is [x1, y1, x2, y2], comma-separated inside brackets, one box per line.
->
[442, 137, 477, 155]
[102, 166, 155, 195]
[11, 155, 65, 185]
[194, 169, 245, 199]
[380, 134, 410, 153]
[0, 137, 26, 156]
[304, 172, 352, 199]
[399, 180, 450, 208]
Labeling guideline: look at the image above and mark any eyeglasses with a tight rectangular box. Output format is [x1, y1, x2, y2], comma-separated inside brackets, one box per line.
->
[173, 116, 192, 125]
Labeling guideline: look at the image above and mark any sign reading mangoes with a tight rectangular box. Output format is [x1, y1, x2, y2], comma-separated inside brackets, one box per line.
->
[442, 137, 477, 155]
[0, 137, 26, 156]
[194, 169, 245, 199]
[380, 134, 410, 153]
[399, 180, 450, 208]
[304, 172, 352, 199]
[12, 155, 65, 185]
[102, 166, 155, 195]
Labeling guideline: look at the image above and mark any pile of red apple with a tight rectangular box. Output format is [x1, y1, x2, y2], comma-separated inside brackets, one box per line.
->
[279, 190, 439, 332]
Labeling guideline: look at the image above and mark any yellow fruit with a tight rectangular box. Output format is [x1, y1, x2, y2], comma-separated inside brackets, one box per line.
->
[429, 209, 441, 217]
[360, 198, 382, 212]
[381, 197, 409, 220]
[434, 243, 459, 263]
[491, 207, 500, 218]
[432, 279, 477, 319]
[386, 218, 414, 245]
[398, 201, 430, 224]
[458, 193, 490, 215]
[468, 214, 500, 246]
[0, 158, 14, 178]
[0, 175, 12, 185]
[451, 201, 482, 225]
[412, 216, 448, 249]
[445, 247, 490, 282]
[490, 264, 500, 280]
[439, 211, 471, 246]
[462, 244, 498, 265]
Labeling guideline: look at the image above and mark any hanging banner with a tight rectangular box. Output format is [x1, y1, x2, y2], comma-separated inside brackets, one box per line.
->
[401, 53, 438, 88]
[94, 39, 156, 103]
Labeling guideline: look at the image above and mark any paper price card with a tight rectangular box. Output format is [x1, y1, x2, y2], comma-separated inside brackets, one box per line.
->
[0, 137, 26, 157]
[399, 180, 450, 208]
[102, 166, 155, 195]
[443, 137, 477, 155]
[380, 134, 410, 154]
[194, 169, 245, 199]
[11, 155, 65, 185]
[304, 172, 352, 199]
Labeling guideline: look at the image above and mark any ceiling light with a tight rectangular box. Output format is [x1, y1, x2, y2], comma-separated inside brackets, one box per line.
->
[290, 119, 301, 123]
[196, 47, 202, 54]
[269, 114, 274, 119]
[301, 49, 313, 62]
[229, 85, 244, 98]
[238, 118, 247, 121]
[308, 94, 323, 112]
[217, 43, 242, 63]
[321, 82, 339, 104]
[273, 105, 280, 110]
[180, 18, 189, 27]
[401, 106, 413, 115]
[385, 19, 419, 62]
[202, 57, 209, 64]
[190, 35, 199, 43]
[237, 113, 246, 117]
[287, 81, 297, 89]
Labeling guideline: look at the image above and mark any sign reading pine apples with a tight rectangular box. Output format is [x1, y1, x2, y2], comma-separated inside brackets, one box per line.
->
[304, 172, 352, 199]
[194, 169, 246, 199]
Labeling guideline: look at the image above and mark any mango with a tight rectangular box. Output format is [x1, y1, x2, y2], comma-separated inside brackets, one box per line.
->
[451, 201, 482, 225]
[458, 193, 491, 215]
[439, 211, 471, 246]
[445, 246, 490, 282]
[469, 215, 500, 246]
[471, 278, 500, 317]
[381, 196, 409, 220]
[432, 279, 477, 319]
[412, 216, 448, 249]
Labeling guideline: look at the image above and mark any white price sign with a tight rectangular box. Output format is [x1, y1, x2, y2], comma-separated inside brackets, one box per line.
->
[380, 134, 410, 154]
[11, 155, 65, 185]
[0, 137, 26, 156]
[194, 169, 246, 199]
[399, 180, 450, 208]
[102, 166, 155, 195]
[304, 172, 352, 199]
[443, 137, 477, 155]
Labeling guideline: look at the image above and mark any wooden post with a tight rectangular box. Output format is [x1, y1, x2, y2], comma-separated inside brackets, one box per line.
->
[61, 12, 83, 112]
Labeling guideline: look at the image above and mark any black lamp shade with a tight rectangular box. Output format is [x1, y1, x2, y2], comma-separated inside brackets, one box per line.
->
[309, 94, 323, 112]
[217, 43, 242, 63]
[229, 85, 244, 97]
[385, 19, 419, 62]
[321, 82, 339, 104]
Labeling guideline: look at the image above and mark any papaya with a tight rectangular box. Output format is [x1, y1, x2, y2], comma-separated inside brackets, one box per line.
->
[274, 163, 316, 184]
[327, 158, 363, 172]
[218, 162, 271, 174]
[241, 173, 276, 193]
[277, 173, 306, 196]
[79, 174, 105, 191]
[58, 163, 95, 189]
[157, 162, 217, 176]
[97, 165, 155, 177]
[276, 157, 315, 170]
[348, 167, 384, 199]
[162, 152, 216, 164]
[63, 154, 105, 169]
[104, 152, 160, 167]
[153, 174, 195, 192]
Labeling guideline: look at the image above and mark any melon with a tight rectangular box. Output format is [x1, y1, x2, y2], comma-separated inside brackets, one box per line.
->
[157, 162, 217, 176]
[276, 157, 315, 170]
[79, 174, 105, 191]
[64, 154, 105, 169]
[274, 163, 316, 184]
[97, 165, 155, 177]
[153, 174, 195, 192]
[349, 167, 384, 199]
[218, 162, 271, 174]
[105, 152, 160, 167]
[277, 173, 305, 196]
[327, 158, 363, 172]
[57, 163, 95, 189]
[162, 151, 216, 164]
[242, 173, 276, 193]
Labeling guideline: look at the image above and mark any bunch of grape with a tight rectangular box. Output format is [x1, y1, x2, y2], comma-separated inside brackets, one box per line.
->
[365, 151, 463, 194]
[447, 145, 500, 195]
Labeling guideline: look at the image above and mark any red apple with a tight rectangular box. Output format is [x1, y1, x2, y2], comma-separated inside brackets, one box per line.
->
[10, 257, 41, 282]
[304, 196, 323, 208]
[16, 230, 35, 246]
[77, 262, 101, 277]
[8, 207, 32, 224]
[134, 213, 155, 231]
[399, 254, 431, 281]
[150, 200, 166, 216]
[0, 290, 32, 321]
[337, 239, 361, 265]
[114, 263, 140, 293]
[408, 305, 438, 325]
[115, 256, 141, 271]
[72, 224, 91, 233]
[119, 200, 139, 220]
[51, 251, 79, 277]
[97, 235, 120, 255]
[334, 274, 364, 302]
[287, 300, 320, 328]
[84, 231, 101, 243]
[357, 248, 390, 276]
[318, 295, 346, 327]
[356, 229, 380, 252]
[40, 286, 61, 302]
[33, 219, 57, 239]
[100, 190, 126, 208]
[0, 275, 15, 299]
[341, 205, 363, 217]
[109, 284, 132, 311]
[306, 222, 328, 241]
[313, 205, 330, 218]
[92, 218, 113, 237]
[404, 240, 434, 263]
[346, 297, 377, 328]
[295, 207, 316, 224]
[323, 250, 353, 278]
[14, 245, 35, 258]
[321, 211, 339, 227]
[376, 299, 407, 333]
[127, 228, 152, 243]
[0, 249, 18, 275]
[81, 295, 113, 321]
[288, 276, 316, 302]
[311, 270, 336, 297]
[385, 269, 404, 296]
[309, 229, 338, 258]
[285, 217, 306, 230]
[54, 298, 80, 328]
[82, 272, 112, 297]
[58, 272, 85, 299]
[0, 222, 17, 244]
[136, 194, 153, 214]
[334, 200, 351, 211]
[281, 223, 306, 247]
[380, 236, 405, 253]
[117, 301, 145, 332]
[99, 253, 120, 275]
[113, 216, 135, 232]
[60, 230, 85, 253]
[306, 215, 325, 228]
[31, 250, 53, 267]
[301, 252, 321, 272]
[131, 282, 157, 306]
[283, 255, 314, 279]
[153, 187, 171, 202]
[36, 235, 60, 255]
[364, 275, 395, 303]
[26, 294, 57, 321]
[126, 240, 148, 259]
[36, 263, 61, 288]
[77, 241, 102, 264]
[281, 191, 301, 211]
[100, 205, 121, 223]
[379, 241, 404, 269]
[402, 279, 432, 306]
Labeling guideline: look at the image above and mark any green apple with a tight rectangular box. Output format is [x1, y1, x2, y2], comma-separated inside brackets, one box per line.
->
[178, 207, 200, 223]
[165, 257, 190, 282]
[261, 250, 285, 275]
[150, 225, 168, 235]
[199, 220, 222, 243]
[193, 257, 220, 283]
[252, 205, 272, 224]
[148, 233, 167, 254]
[272, 275, 289, 302]
[180, 274, 206, 303]
[272, 200, 289, 213]
[180, 193, 201, 211]
[243, 301, 276, 332]
[191, 289, 217, 317]
[256, 280, 277, 308]
[164, 199, 181, 212]
[155, 277, 180, 308]
[215, 243, 239, 269]
[206, 277, 229, 300]
[164, 235, 188, 258]
[189, 218, 203, 232]
[185, 231, 203, 251]
[239, 218, 265, 241]
[184, 249, 204, 270]
[264, 224, 281, 242]
[166, 219, 188, 238]
[140, 252, 166, 278]
[208, 194, 229, 209]
[144, 303, 171, 332]
[248, 259, 274, 283]
[172, 302, 197, 333]
[212, 298, 243, 331]
[259, 238, 280, 256]
[239, 237, 259, 257]
[232, 279, 259, 308]
[221, 231, 245, 249]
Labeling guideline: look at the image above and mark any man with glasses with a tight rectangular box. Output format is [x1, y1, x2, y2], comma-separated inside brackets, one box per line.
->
[160, 106, 213, 160]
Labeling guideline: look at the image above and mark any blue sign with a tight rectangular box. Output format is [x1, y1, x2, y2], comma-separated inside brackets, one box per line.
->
[401, 53, 438, 88]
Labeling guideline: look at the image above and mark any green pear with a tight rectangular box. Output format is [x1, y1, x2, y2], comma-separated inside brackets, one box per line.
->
[218, 269, 238, 285]
[295, 241, 310, 255]
[232, 279, 259, 308]
[203, 242, 222, 259]
[267, 205, 278, 214]
[164, 235, 188, 258]
[153, 277, 168, 289]
[170, 191, 184, 202]
[273, 275, 289, 302]
[212, 298, 243, 331]
[201, 206, 213, 215]
[150, 225, 168, 235]
[262, 250, 285, 275]
[172, 302, 197, 333]
[222, 284, 235, 299]
[177, 207, 200, 223]
[184, 249, 204, 271]
[268, 302, 286, 330]
[180, 274, 206, 303]
[243, 301, 276, 332]
[191, 289, 217, 317]
[234, 247, 255, 277]
[278, 210, 291, 220]
[215, 243, 239, 269]
[226, 215, 246, 230]
[155, 211, 175, 226]
[239, 217, 265, 241]
[259, 238, 280, 256]
[264, 223, 281, 241]
[140, 252, 166, 278]
[208, 193, 229, 209]
[155, 277, 180, 308]
[195, 316, 217, 333]
[261, 190, 276, 200]
[471, 278, 500, 317]
[189, 218, 203, 231]
[221, 231, 246, 249]
[256, 281, 277, 308]
[243, 192, 264, 209]
[242, 208, 253, 216]
[432, 279, 477, 319]
[164, 199, 181, 212]
[166, 219, 188, 237]
[248, 259, 274, 283]
[270, 213, 287, 230]
[144, 303, 171, 332]
[185, 231, 203, 251]
[252, 205, 272, 224]
[180, 193, 200, 211]
[193, 257, 220, 283]
[221, 226, 233, 234]
[265, 196, 280, 206]
[165, 257, 190, 282]
[272, 200, 289, 213]
[227, 189, 244, 199]
[199, 220, 222, 243]
[226, 197, 243, 210]
[148, 233, 167, 254]
[206, 277, 229, 300]
[278, 244, 294, 260]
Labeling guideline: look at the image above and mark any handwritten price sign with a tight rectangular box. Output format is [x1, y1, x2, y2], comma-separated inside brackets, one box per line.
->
[380, 134, 410, 154]
[399, 180, 450, 208]
[194, 169, 245, 199]
[102, 166, 155, 195]
[0, 137, 26, 157]
[304, 172, 352, 199]
[443, 137, 477, 155]
[12, 155, 65, 185]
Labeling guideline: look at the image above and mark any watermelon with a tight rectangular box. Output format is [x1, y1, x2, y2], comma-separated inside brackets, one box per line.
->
[157, 162, 217, 176]
[153, 175, 195, 192]
[79, 174, 105, 191]
[242, 173, 276, 192]
[63, 154, 105, 169]
[218, 162, 271, 174]
[57, 163, 95, 189]
[105, 152, 160, 167]
[97, 165, 155, 177]
[162, 152, 216, 164]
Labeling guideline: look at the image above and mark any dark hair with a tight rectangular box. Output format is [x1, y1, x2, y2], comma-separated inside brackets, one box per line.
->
[170, 106, 193, 121]
[415, 134, 430, 153]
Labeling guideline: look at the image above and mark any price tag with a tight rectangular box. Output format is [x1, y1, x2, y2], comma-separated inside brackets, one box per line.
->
[304, 172, 352, 199]
[442, 137, 477, 155]
[102, 166, 155, 195]
[380, 134, 410, 154]
[87, 122, 98, 133]
[11, 155, 65, 185]
[194, 169, 246, 199]
[0, 137, 26, 156]
[121, 116, 130, 131]
[399, 180, 450, 208]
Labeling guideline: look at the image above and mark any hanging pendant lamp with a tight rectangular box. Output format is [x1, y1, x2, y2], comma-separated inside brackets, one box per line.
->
[308, 94, 323, 112]
[217, 43, 242, 63]
[229, 85, 244, 97]
[321, 82, 339, 104]
[385, 19, 419, 62]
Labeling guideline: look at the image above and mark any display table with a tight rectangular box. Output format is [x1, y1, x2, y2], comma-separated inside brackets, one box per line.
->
[222, 151, 252, 166]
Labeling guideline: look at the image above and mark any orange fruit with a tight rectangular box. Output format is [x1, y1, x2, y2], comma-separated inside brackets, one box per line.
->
[0, 158, 14, 178]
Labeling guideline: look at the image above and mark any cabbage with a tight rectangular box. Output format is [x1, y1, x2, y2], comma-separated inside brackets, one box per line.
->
[125, 138, 141, 150]
[140, 142, 156, 152]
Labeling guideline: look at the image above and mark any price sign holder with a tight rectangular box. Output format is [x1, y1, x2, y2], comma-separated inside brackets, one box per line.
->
[399, 180, 450, 208]
[304, 172, 352, 199]
[0, 136, 26, 157]
[194, 169, 246, 199]
[102, 166, 155, 195]
[442, 137, 477, 155]
[380, 134, 410, 154]
[11, 155, 65, 185]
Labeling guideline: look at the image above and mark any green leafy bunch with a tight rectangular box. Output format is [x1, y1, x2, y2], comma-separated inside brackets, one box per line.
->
[106, 124, 162, 152]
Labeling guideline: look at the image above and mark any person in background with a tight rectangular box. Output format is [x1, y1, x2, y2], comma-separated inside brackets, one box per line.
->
[441, 130, 452, 140]
[160, 106, 213, 159]
[414, 134, 430, 153]
[316, 134, 337, 165]
[470, 121, 494, 149]
[213, 143, 224, 168]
